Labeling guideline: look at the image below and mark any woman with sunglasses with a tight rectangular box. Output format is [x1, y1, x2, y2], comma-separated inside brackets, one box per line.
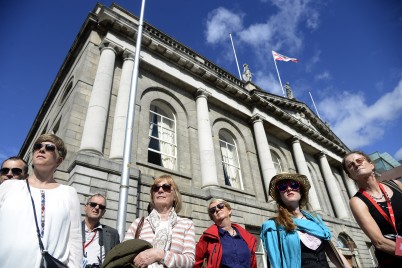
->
[260, 173, 350, 268]
[342, 151, 402, 267]
[194, 198, 257, 268]
[124, 174, 195, 268]
[0, 134, 82, 267]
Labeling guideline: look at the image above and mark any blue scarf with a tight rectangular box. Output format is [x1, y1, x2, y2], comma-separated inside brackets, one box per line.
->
[260, 211, 331, 268]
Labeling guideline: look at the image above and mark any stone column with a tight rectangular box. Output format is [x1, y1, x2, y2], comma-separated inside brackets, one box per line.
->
[251, 114, 276, 198]
[342, 169, 358, 198]
[291, 136, 322, 212]
[318, 152, 349, 219]
[80, 43, 117, 155]
[110, 51, 135, 160]
[196, 88, 218, 187]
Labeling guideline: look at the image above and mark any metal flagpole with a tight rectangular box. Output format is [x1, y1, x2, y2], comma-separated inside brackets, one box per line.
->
[116, 0, 147, 241]
[272, 53, 285, 97]
[229, 33, 242, 80]
[309, 91, 321, 119]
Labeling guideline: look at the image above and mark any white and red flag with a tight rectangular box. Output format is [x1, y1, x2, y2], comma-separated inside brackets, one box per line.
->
[272, 50, 299, 62]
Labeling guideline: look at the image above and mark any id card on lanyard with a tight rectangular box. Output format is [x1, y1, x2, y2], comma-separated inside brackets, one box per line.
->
[360, 182, 402, 256]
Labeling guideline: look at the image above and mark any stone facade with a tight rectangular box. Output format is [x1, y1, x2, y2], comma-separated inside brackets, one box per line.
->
[19, 3, 377, 267]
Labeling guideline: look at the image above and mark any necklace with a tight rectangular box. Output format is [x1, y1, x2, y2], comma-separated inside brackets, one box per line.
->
[368, 192, 384, 201]
[230, 228, 236, 236]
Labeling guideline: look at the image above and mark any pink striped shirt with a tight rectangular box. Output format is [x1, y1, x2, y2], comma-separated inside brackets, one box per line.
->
[124, 216, 195, 268]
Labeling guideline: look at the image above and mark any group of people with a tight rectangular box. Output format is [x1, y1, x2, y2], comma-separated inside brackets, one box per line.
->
[0, 134, 401, 268]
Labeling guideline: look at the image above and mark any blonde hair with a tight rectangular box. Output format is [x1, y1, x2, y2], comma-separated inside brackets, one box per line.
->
[150, 175, 182, 213]
[207, 198, 232, 220]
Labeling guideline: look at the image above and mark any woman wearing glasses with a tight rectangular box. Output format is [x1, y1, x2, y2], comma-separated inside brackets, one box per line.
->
[260, 173, 350, 268]
[124, 174, 195, 268]
[194, 198, 257, 268]
[0, 134, 82, 267]
[342, 151, 402, 267]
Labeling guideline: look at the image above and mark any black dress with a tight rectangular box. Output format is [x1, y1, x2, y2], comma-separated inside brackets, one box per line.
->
[300, 240, 330, 268]
[355, 186, 402, 267]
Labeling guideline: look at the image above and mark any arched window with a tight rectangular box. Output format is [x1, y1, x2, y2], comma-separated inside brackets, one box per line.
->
[219, 130, 243, 189]
[271, 151, 283, 173]
[147, 102, 177, 170]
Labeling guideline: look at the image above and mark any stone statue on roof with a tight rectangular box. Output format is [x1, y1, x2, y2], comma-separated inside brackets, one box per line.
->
[285, 82, 294, 99]
[242, 63, 253, 82]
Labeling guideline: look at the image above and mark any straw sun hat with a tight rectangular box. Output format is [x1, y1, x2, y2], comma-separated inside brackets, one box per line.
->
[268, 173, 311, 202]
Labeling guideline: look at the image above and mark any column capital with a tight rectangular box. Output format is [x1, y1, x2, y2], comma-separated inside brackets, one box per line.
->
[290, 135, 302, 143]
[318, 151, 328, 158]
[122, 50, 135, 61]
[195, 88, 211, 99]
[99, 40, 121, 55]
[250, 113, 266, 124]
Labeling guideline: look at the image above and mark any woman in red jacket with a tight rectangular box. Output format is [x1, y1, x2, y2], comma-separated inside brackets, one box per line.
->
[195, 199, 257, 268]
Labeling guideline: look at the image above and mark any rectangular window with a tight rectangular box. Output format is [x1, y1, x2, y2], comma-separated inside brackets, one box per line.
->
[148, 108, 177, 170]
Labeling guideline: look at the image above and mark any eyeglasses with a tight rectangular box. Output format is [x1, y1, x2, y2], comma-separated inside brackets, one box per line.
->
[33, 143, 57, 153]
[277, 180, 300, 192]
[87, 202, 106, 210]
[0, 168, 23, 176]
[151, 183, 172, 192]
[346, 157, 366, 169]
[208, 203, 225, 214]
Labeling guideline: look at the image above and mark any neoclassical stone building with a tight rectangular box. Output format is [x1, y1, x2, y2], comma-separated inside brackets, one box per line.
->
[19, 3, 377, 267]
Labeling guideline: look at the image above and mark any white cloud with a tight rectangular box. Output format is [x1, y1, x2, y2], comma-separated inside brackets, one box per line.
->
[204, 7, 244, 44]
[395, 147, 402, 161]
[315, 71, 331, 81]
[254, 71, 283, 95]
[318, 78, 402, 149]
[305, 50, 321, 72]
[204, 0, 321, 57]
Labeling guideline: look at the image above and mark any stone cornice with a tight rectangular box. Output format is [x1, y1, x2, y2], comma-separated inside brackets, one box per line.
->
[96, 3, 348, 156]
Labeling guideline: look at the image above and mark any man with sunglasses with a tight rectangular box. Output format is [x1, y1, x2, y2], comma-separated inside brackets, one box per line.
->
[0, 156, 29, 183]
[82, 194, 120, 268]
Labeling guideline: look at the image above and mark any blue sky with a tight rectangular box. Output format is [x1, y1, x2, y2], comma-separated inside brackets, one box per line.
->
[1, 0, 401, 164]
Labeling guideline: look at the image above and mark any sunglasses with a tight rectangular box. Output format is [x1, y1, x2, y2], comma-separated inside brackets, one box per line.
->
[0, 167, 23, 176]
[346, 157, 366, 170]
[33, 143, 57, 153]
[277, 180, 300, 192]
[151, 183, 172, 192]
[208, 203, 225, 214]
[87, 202, 106, 210]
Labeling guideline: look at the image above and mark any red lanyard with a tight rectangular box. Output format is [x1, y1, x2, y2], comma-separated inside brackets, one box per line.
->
[84, 229, 98, 251]
[360, 182, 398, 235]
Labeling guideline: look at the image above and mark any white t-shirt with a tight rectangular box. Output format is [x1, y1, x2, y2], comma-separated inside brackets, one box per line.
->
[0, 180, 83, 268]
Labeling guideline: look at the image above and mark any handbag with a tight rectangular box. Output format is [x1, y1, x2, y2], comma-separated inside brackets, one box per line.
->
[135, 217, 145, 239]
[325, 240, 344, 268]
[26, 179, 67, 268]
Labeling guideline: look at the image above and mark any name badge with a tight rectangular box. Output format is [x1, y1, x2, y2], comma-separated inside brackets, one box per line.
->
[395, 236, 402, 256]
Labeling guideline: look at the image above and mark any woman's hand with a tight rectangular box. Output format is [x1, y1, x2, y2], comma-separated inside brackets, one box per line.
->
[133, 248, 164, 268]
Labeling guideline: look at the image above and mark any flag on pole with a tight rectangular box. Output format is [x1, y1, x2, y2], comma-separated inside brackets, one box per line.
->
[272, 50, 299, 62]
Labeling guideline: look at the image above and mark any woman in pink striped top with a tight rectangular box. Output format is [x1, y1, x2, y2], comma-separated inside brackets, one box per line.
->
[124, 175, 195, 268]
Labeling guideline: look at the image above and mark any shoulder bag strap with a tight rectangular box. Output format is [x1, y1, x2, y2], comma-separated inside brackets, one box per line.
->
[135, 217, 145, 239]
[274, 220, 283, 268]
[382, 180, 402, 195]
[25, 179, 45, 252]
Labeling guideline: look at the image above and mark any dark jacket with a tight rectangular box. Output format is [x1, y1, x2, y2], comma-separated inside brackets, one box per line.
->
[194, 223, 257, 268]
[82, 221, 120, 263]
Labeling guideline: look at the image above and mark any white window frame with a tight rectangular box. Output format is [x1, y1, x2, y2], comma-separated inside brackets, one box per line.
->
[148, 104, 177, 170]
[219, 131, 244, 190]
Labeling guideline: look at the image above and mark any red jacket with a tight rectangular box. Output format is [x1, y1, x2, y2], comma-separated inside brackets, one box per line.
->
[194, 223, 257, 268]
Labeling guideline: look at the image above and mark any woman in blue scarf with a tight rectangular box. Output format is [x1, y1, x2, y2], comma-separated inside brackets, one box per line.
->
[260, 173, 351, 268]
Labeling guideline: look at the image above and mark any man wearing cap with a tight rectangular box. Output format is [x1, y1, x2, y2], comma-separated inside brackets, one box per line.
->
[0, 156, 29, 184]
[82, 194, 120, 268]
